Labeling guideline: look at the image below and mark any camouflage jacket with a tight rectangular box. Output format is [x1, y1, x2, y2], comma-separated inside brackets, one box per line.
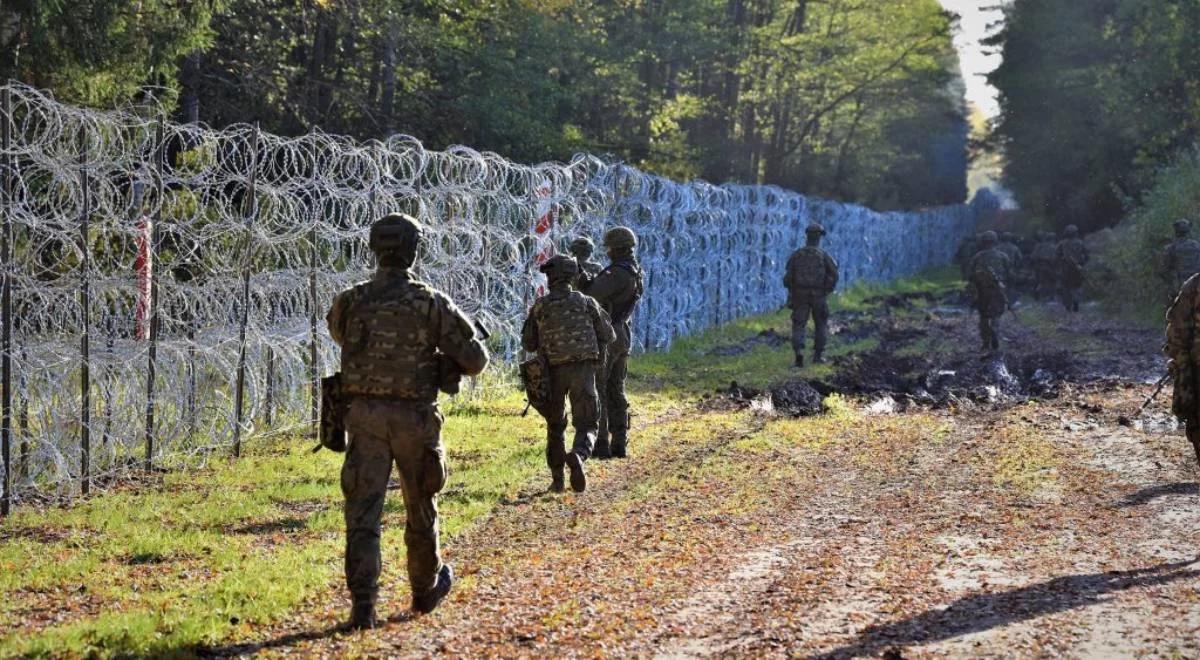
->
[522, 285, 615, 366]
[1160, 238, 1200, 287]
[783, 246, 839, 301]
[583, 258, 643, 355]
[1165, 274, 1200, 421]
[327, 267, 489, 401]
[1031, 241, 1057, 267]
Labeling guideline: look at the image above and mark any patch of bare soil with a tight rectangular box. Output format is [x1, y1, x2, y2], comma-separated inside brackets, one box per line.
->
[707, 329, 790, 356]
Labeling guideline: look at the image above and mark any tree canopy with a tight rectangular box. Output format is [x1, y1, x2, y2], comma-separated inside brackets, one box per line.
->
[987, 0, 1200, 232]
[1, 0, 968, 209]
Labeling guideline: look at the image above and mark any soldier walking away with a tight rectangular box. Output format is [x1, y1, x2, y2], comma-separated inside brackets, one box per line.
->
[783, 223, 839, 368]
[966, 231, 1012, 356]
[1031, 231, 1058, 301]
[581, 226, 644, 459]
[1163, 273, 1200, 468]
[1159, 219, 1200, 307]
[1056, 224, 1089, 313]
[326, 213, 489, 629]
[522, 256, 615, 492]
[997, 232, 1025, 296]
[569, 236, 604, 291]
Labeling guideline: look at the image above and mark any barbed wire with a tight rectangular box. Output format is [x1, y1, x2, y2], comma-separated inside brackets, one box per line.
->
[0, 82, 980, 504]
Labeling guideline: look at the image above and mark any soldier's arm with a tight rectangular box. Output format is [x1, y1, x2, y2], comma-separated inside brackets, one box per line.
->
[591, 300, 616, 346]
[782, 253, 794, 289]
[1165, 278, 1197, 362]
[326, 290, 352, 347]
[825, 254, 840, 291]
[587, 268, 626, 307]
[434, 294, 489, 377]
[521, 307, 540, 353]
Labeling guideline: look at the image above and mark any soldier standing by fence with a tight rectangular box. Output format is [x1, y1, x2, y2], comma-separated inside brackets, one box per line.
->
[783, 223, 839, 368]
[1056, 225, 1089, 313]
[326, 213, 489, 628]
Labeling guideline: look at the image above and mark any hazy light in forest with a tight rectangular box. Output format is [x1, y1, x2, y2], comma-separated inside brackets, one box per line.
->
[939, 0, 1006, 118]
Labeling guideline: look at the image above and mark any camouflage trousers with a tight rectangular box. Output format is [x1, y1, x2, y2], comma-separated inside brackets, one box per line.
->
[978, 312, 1002, 351]
[342, 398, 447, 607]
[1187, 421, 1200, 468]
[540, 361, 600, 468]
[790, 291, 829, 357]
[596, 351, 631, 454]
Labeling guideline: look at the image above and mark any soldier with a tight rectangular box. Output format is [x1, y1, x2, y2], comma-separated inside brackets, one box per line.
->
[1056, 224, 1089, 313]
[997, 232, 1024, 295]
[581, 226, 644, 459]
[783, 223, 839, 368]
[1162, 273, 1200, 468]
[569, 236, 604, 291]
[1030, 231, 1058, 301]
[327, 213, 489, 629]
[1158, 219, 1200, 306]
[966, 230, 1011, 355]
[522, 256, 615, 492]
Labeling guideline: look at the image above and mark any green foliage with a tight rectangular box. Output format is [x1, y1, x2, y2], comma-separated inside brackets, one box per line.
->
[988, 0, 1200, 232]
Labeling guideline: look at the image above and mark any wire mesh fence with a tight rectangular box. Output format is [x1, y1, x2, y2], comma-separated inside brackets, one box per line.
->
[0, 82, 982, 512]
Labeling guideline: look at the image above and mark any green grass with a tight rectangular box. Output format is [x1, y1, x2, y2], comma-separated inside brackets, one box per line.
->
[0, 267, 962, 657]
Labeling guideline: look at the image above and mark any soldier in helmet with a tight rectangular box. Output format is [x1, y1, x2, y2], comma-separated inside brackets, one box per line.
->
[1164, 273, 1200, 468]
[1159, 219, 1200, 306]
[966, 230, 1012, 355]
[997, 232, 1024, 295]
[1056, 225, 1089, 312]
[568, 236, 604, 291]
[783, 223, 839, 368]
[522, 256, 615, 492]
[326, 213, 489, 629]
[580, 226, 644, 459]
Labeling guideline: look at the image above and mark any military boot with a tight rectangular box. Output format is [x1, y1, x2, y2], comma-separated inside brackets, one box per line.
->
[347, 600, 377, 631]
[565, 451, 587, 492]
[549, 467, 565, 493]
[413, 564, 454, 614]
[610, 430, 628, 459]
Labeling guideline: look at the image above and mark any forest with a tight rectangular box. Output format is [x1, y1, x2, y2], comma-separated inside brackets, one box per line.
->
[0, 0, 969, 210]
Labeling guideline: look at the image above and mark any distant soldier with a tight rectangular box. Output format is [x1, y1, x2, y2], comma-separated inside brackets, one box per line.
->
[1030, 231, 1058, 300]
[966, 231, 1012, 355]
[783, 223, 839, 368]
[1159, 219, 1200, 306]
[1056, 224, 1089, 313]
[955, 233, 980, 279]
[522, 256, 615, 492]
[1162, 273, 1200, 467]
[997, 232, 1024, 294]
[568, 236, 604, 291]
[582, 227, 644, 459]
[327, 213, 489, 628]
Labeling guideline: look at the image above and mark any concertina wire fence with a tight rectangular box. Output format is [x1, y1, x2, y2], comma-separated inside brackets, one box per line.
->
[0, 82, 985, 511]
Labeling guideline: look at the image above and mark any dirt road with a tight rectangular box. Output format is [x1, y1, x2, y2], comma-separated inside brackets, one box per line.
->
[209, 293, 1200, 658]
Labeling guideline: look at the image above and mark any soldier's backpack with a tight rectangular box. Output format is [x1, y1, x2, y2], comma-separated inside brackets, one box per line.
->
[789, 248, 828, 290]
[519, 353, 552, 415]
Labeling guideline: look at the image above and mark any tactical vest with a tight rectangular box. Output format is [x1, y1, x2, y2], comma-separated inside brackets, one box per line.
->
[970, 249, 1009, 291]
[789, 247, 828, 290]
[603, 261, 644, 324]
[340, 278, 440, 401]
[535, 292, 601, 365]
[1059, 239, 1087, 265]
[1170, 239, 1200, 281]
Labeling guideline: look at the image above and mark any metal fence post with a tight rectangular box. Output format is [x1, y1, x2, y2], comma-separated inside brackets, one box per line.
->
[78, 128, 92, 496]
[232, 125, 260, 458]
[308, 224, 319, 440]
[143, 118, 164, 471]
[1, 86, 12, 516]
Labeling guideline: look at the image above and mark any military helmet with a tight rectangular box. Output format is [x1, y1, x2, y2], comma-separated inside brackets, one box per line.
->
[539, 254, 579, 281]
[805, 223, 827, 236]
[368, 213, 423, 253]
[568, 236, 594, 255]
[979, 230, 998, 245]
[603, 226, 638, 250]
[1174, 219, 1192, 236]
[1064, 224, 1079, 236]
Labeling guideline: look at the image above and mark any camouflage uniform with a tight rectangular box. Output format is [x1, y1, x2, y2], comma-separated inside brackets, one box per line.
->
[569, 237, 604, 292]
[1162, 273, 1200, 467]
[522, 256, 615, 492]
[582, 227, 644, 459]
[327, 214, 488, 627]
[783, 223, 839, 367]
[1030, 232, 1058, 301]
[1056, 226, 1088, 313]
[1159, 220, 1200, 306]
[997, 233, 1024, 295]
[967, 231, 1012, 353]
